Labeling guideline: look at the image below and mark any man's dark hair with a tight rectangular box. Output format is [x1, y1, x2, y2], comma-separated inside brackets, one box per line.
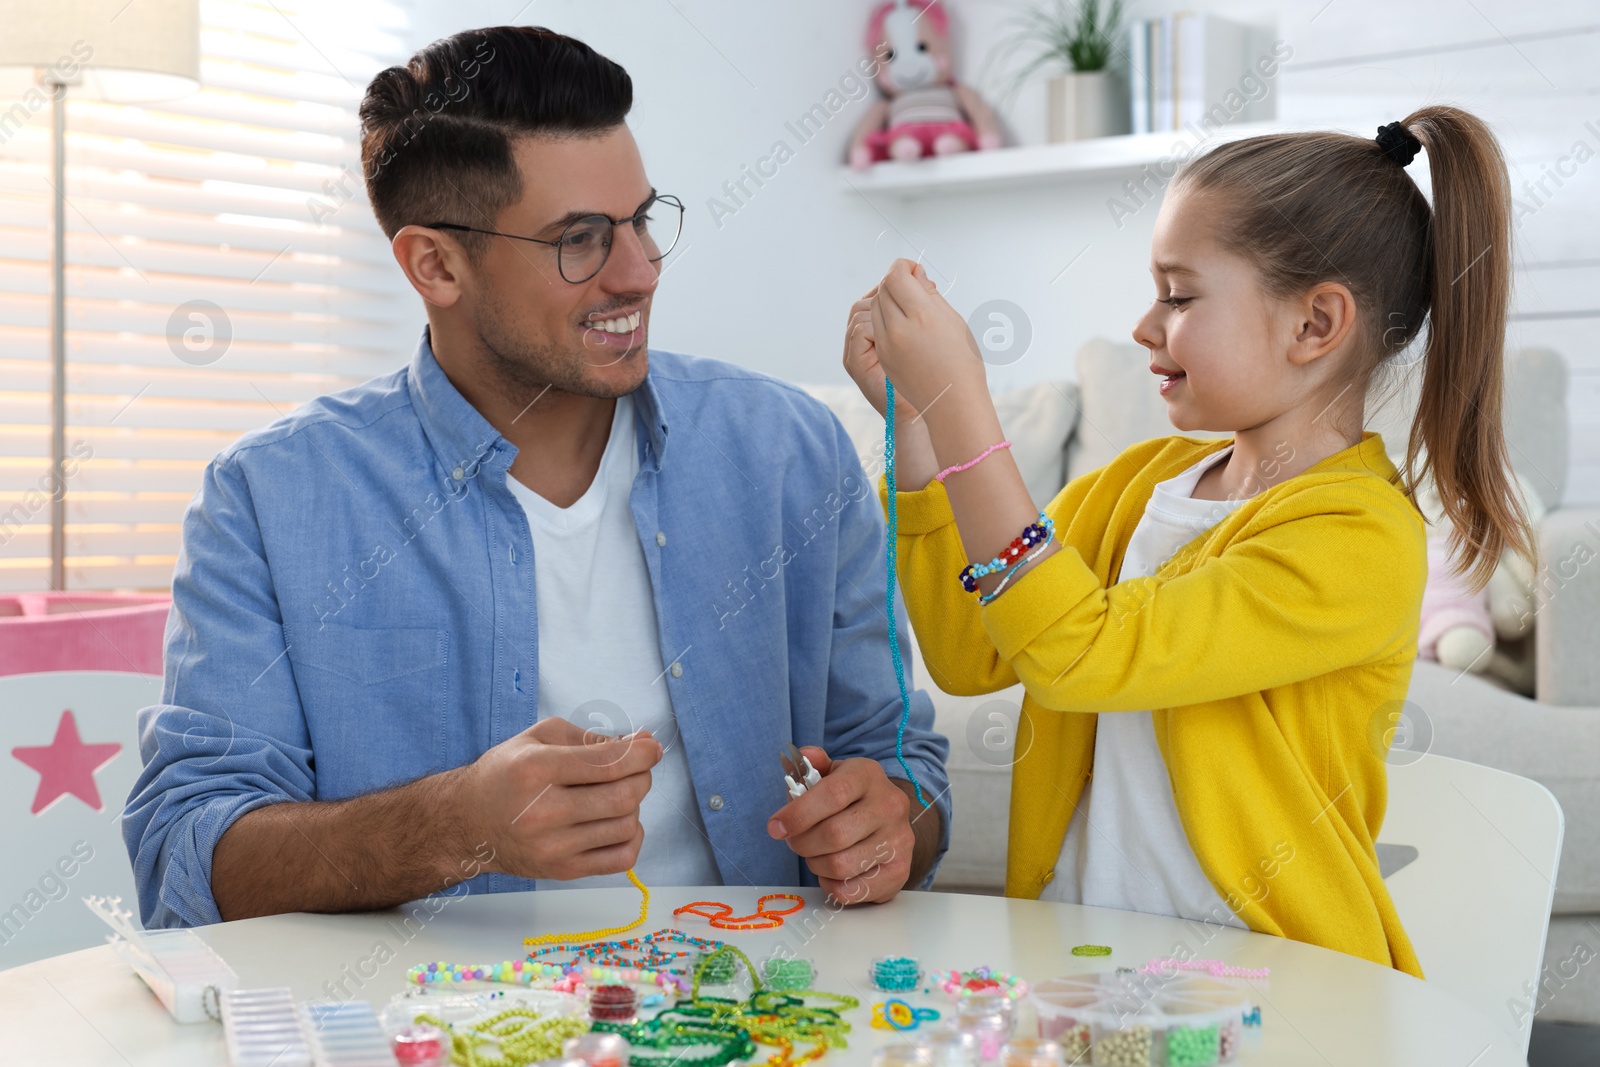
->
[359, 26, 632, 260]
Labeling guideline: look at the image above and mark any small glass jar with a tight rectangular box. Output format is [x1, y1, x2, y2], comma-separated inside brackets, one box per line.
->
[1000, 1039, 1062, 1067]
[955, 993, 1017, 1064]
[564, 1032, 630, 1067]
[587, 984, 639, 1024]
[869, 955, 924, 993]
[923, 1026, 981, 1067]
[871, 1044, 936, 1067]
[390, 1022, 449, 1066]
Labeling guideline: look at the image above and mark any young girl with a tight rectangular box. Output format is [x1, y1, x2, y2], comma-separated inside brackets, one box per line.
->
[842, 105, 1535, 977]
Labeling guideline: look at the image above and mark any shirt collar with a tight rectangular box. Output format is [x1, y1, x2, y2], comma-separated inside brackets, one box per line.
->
[1305, 430, 1402, 486]
[405, 325, 671, 477]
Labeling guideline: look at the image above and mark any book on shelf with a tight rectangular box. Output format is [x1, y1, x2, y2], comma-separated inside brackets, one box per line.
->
[1127, 13, 1266, 135]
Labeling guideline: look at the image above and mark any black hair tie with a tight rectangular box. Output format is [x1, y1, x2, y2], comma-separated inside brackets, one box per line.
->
[1375, 121, 1422, 167]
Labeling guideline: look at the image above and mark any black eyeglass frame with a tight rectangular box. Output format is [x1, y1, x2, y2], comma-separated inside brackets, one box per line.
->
[426, 193, 684, 283]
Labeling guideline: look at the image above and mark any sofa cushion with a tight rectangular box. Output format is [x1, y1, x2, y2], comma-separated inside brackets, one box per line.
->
[1366, 346, 1569, 510]
[798, 379, 1080, 508]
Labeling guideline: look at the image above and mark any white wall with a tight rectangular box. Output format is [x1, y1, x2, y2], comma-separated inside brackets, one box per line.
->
[399, 0, 1599, 504]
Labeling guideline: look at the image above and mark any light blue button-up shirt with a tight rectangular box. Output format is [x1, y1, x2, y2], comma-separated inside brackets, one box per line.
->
[123, 329, 951, 928]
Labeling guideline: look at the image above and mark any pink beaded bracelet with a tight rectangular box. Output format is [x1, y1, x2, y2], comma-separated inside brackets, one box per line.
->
[1138, 958, 1270, 981]
[935, 440, 1011, 482]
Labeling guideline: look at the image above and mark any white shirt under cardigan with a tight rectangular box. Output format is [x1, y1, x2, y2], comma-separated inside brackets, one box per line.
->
[505, 393, 723, 889]
[1037, 443, 1251, 929]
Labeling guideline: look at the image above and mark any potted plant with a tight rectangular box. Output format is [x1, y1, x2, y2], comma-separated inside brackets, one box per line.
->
[991, 0, 1130, 142]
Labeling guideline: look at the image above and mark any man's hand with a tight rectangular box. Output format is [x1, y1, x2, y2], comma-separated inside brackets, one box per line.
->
[767, 746, 929, 904]
[458, 716, 663, 881]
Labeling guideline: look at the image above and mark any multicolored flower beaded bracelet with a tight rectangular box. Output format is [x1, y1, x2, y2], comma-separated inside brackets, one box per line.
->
[928, 966, 1028, 1000]
[959, 512, 1054, 593]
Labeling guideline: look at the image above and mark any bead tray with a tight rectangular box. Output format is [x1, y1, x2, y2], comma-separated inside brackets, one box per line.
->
[1030, 973, 1255, 1066]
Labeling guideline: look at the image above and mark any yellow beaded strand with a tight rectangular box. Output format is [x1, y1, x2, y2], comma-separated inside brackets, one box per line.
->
[524, 869, 650, 948]
[416, 1007, 589, 1067]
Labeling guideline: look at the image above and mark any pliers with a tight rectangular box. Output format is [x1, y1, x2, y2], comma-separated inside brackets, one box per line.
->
[780, 742, 821, 799]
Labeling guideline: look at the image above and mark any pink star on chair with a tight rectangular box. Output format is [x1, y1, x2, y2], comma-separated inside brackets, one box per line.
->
[11, 709, 122, 815]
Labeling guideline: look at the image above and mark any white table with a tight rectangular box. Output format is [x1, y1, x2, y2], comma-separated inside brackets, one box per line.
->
[5, 886, 1525, 1066]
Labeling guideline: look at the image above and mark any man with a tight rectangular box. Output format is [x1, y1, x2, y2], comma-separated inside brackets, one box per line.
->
[122, 25, 950, 927]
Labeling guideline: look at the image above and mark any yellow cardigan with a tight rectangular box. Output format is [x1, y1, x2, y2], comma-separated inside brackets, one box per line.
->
[881, 430, 1426, 977]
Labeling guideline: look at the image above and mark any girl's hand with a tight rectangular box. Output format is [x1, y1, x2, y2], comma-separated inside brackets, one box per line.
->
[842, 283, 941, 489]
[868, 259, 987, 416]
[842, 285, 920, 424]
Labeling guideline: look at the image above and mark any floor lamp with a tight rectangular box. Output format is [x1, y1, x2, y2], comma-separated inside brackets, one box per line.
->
[0, 0, 199, 590]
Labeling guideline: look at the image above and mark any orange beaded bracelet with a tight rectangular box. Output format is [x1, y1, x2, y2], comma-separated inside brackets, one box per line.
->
[673, 893, 805, 930]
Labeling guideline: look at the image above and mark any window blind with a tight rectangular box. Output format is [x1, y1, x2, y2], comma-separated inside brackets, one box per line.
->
[0, 0, 416, 590]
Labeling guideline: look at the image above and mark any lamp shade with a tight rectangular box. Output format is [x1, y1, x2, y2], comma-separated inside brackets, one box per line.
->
[0, 0, 200, 101]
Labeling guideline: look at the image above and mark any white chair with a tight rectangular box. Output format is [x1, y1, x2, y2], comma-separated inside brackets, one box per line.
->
[1380, 752, 1564, 1057]
[0, 671, 160, 969]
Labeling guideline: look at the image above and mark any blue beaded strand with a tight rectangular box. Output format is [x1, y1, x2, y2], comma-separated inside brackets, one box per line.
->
[883, 378, 928, 807]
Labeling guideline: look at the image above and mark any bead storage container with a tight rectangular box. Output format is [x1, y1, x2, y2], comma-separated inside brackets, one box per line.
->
[870, 955, 924, 993]
[761, 955, 816, 991]
[872, 1045, 936, 1067]
[922, 1026, 981, 1067]
[388, 1022, 449, 1066]
[587, 984, 639, 1023]
[1029, 974, 1253, 1067]
[1002, 1038, 1064, 1067]
[564, 1031, 631, 1067]
[954, 991, 1018, 1064]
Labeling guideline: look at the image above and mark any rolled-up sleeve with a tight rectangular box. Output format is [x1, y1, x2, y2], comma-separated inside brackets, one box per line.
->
[122, 452, 314, 928]
[820, 421, 953, 888]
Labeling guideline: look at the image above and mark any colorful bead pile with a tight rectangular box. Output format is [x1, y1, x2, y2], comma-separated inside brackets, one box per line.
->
[531, 928, 725, 972]
[1094, 1023, 1152, 1066]
[414, 1006, 589, 1067]
[762, 957, 815, 991]
[684, 953, 864, 1067]
[588, 984, 639, 1023]
[389, 1022, 447, 1066]
[929, 966, 1027, 1001]
[590, 1010, 754, 1067]
[1219, 1017, 1241, 1059]
[695, 950, 740, 985]
[1164, 1023, 1220, 1066]
[404, 958, 688, 996]
[1054, 1022, 1091, 1064]
[869, 956, 922, 992]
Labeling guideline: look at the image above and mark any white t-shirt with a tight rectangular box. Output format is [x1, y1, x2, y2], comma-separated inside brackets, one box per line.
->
[505, 393, 723, 889]
[1038, 444, 1250, 929]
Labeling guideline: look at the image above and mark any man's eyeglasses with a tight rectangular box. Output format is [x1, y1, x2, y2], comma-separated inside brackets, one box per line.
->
[428, 193, 684, 284]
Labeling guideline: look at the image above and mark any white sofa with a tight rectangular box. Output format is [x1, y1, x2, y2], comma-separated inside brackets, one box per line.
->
[801, 339, 1600, 1026]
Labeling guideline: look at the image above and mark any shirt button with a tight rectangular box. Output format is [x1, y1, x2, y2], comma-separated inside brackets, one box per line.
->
[708, 794, 724, 811]
[656, 531, 667, 547]
[1042, 868, 1056, 885]
[452, 466, 464, 480]
[669, 662, 683, 678]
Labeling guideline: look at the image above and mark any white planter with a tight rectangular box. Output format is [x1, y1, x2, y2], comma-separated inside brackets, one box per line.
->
[1046, 70, 1129, 142]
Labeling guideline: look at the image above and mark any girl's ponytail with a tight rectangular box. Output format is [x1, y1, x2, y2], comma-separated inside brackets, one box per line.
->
[1400, 106, 1534, 591]
[1171, 104, 1536, 593]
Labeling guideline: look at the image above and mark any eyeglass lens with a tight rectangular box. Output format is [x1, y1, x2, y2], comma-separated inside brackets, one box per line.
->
[559, 196, 683, 283]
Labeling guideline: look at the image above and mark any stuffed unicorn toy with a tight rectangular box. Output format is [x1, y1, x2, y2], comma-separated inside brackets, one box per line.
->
[848, 0, 1002, 168]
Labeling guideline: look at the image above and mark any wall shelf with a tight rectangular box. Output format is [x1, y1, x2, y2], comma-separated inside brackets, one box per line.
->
[838, 120, 1322, 199]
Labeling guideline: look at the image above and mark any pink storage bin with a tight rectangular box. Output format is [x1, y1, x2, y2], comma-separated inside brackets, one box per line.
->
[0, 592, 171, 676]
